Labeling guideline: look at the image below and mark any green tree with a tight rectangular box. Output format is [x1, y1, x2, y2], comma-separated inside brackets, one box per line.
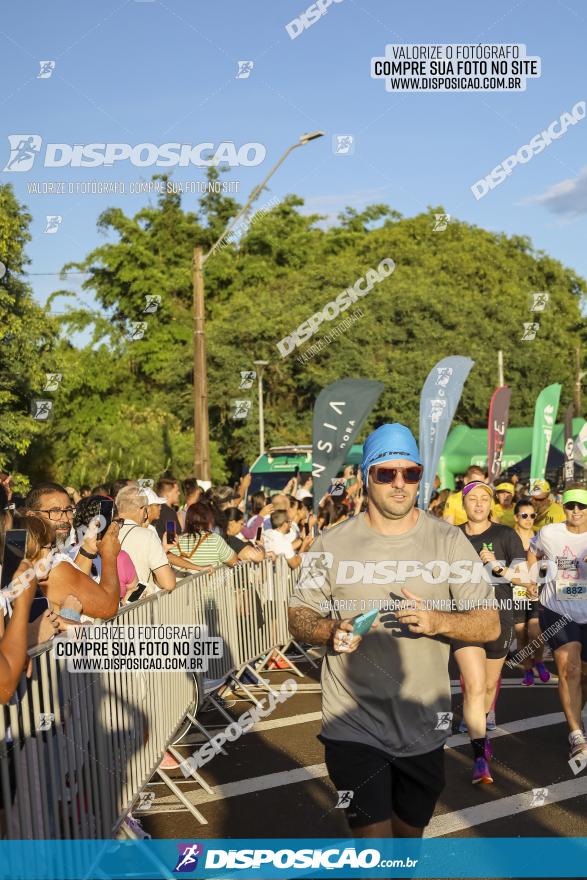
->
[0, 184, 58, 488]
[20, 185, 587, 486]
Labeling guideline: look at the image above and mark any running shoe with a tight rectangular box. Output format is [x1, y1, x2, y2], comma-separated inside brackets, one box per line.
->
[484, 736, 493, 762]
[459, 718, 468, 734]
[472, 757, 493, 784]
[568, 731, 587, 760]
[486, 711, 497, 731]
[534, 662, 551, 683]
[522, 669, 535, 686]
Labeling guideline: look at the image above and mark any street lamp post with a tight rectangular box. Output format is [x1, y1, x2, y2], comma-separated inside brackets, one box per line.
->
[203, 131, 325, 266]
[192, 132, 325, 480]
[575, 346, 586, 416]
[253, 360, 269, 457]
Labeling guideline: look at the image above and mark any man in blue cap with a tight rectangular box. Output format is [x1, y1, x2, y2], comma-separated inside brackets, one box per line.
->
[288, 423, 499, 839]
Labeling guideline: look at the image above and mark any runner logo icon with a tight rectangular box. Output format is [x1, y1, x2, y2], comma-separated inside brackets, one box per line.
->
[174, 843, 204, 872]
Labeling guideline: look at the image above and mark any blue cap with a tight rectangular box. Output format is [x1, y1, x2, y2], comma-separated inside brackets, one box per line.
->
[361, 423, 422, 477]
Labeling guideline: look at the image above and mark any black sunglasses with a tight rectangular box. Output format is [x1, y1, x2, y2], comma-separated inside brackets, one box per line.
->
[371, 465, 423, 485]
[518, 512, 537, 519]
[563, 502, 587, 511]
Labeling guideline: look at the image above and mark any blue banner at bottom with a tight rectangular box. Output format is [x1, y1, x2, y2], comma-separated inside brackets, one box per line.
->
[0, 838, 586, 879]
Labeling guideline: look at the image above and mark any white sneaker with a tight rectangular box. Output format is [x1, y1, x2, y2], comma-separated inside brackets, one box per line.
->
[568, 730, 587, 760]
[486, 711, 497, 731]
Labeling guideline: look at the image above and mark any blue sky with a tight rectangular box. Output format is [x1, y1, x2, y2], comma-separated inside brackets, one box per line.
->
[2, 0, 587, 322]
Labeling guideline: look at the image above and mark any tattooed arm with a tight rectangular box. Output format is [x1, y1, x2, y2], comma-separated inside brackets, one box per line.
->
[288, 606, 337, 645]
[287, 606, 372, 654]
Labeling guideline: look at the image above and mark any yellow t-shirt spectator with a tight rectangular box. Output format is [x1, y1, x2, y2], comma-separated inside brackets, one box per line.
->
[494, 504, 516, 528]
[533, 501, 565, 532]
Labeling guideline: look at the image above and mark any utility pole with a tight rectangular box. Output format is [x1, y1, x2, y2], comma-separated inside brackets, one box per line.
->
[497, 349, 504, 387]
[253, 360, 269, 456]
[191, 132, 325, 479]
[193, 246, 210, 480]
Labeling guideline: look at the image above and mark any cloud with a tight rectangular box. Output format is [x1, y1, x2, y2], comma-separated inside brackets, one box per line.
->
[523, 166, 587, 216]
[300, 187, 394, 225]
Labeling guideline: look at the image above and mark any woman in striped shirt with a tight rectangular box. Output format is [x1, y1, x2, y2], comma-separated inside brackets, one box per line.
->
[167, 501, 237, 570]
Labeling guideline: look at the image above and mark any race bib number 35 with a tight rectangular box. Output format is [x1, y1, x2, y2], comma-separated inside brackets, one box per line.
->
[555, 579, 587, 600]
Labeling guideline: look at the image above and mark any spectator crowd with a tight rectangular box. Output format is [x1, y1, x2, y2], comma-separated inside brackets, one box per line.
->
[0, 462, 571, 707]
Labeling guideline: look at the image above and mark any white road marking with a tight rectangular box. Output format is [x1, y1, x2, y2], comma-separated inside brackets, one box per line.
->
[446, 712, 565, 748]
[426, 776, 587, 837]
[174, 711, 323, 747]
[147, 712, 569, 808]
[150, 763, 330, 806]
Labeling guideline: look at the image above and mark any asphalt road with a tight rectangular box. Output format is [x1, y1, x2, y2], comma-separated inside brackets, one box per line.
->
[138, 649, 586, 878]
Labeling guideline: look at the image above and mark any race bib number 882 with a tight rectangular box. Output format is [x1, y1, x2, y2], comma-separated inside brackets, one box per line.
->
[555, 579, 587, 600]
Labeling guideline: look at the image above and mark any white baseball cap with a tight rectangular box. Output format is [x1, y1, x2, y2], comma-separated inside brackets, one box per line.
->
[141, 487, 167, 505]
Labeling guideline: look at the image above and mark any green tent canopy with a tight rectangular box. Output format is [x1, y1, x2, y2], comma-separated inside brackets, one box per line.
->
[437, 418, 586, 489]
[248, 422, 585, 495]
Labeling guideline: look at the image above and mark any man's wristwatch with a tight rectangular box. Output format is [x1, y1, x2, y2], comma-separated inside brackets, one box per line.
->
[79, 546, 98, 560]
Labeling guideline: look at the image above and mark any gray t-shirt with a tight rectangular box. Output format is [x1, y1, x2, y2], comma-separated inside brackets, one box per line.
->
[288, 510, 493, 757]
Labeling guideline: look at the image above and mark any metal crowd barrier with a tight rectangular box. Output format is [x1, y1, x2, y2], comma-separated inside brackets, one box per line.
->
[0, 556, 306, 841]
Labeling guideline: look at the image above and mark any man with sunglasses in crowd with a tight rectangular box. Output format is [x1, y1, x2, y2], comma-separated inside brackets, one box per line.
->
[527, 482, 587, 761]
[288, 424, 499, 840]
[24, 481, 121, 619]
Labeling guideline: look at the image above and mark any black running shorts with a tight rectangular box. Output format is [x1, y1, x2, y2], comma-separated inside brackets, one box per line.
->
[514, 599, 540, 625]
[451, 610, 514, 660]
[319, 735, 445, 830]
[539, 606, 587, 661]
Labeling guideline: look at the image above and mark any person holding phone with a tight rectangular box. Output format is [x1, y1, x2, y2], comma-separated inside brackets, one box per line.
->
[264, 510, 313, 569]
[224, 508, 265, 562]
[288, 423, 499, 841]
[1, 515, 77, 669]
[24, 482, 121, 619]
[240, 491, 272, 541]
[151, 478, 182, 540]
[71, 496, 140, 604]
[295, 473, 313, 501]
[0, 556, 37, 703]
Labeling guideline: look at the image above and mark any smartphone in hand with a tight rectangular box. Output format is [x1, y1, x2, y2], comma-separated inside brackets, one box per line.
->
[166, 520, 176, 544]
[126, 583, 148, 603]
[1, 529, 28, 589]
[351, 609, 379, 636]
[97, 498, 114, 539]
[255, 526, 263, 542]
[29, 594, 50, 623]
